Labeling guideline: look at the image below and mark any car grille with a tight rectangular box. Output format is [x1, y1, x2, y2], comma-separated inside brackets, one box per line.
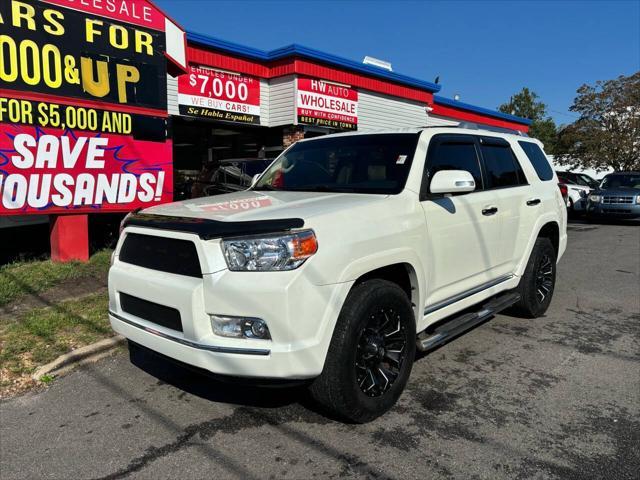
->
[120, 293, 183, 332]
[602, 195, 634, 204]
[119, 233, 202, 278]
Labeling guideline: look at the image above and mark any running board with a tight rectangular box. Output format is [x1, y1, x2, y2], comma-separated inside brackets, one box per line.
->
[416, 292, 521, 351]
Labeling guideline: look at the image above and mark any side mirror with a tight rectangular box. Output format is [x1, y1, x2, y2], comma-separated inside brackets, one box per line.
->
[251, 174, 261, 187]
[430, 170, 476, 194]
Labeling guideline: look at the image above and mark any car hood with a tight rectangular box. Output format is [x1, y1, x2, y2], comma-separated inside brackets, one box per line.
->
[141, 190, 389, 222]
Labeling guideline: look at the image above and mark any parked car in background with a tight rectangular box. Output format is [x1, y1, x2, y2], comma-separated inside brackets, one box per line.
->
[587, 171, 640, 220]
[175, 158, 273, 200]
[546, 156, 611, 183]
[556, 171, 598, 214]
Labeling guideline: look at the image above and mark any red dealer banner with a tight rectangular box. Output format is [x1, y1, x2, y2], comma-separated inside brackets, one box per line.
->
[0, 122, 172, 214]
[41, 0, 168, 31]
[0, 0, 179, 216]
[178, 65, 261, 124]
[296, 77, 358, 130]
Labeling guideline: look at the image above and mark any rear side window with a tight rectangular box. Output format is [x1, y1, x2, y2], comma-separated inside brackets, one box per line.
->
[519, 141, 554, 181]
[480, 142, 527, 189]
[427, 139, 483, 189]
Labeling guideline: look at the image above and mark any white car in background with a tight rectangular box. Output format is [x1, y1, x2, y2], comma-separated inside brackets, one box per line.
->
[556, 171, 599, 214]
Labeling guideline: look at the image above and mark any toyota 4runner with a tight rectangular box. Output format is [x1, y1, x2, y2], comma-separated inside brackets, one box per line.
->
[109, 126, 567, 423]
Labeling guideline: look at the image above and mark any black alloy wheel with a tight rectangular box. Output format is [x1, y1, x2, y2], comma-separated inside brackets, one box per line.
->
[535, 253, 554, 304]
[309, 279, 416, 423]
[355, 307, 407, 397]
[512, 236, 557, 318]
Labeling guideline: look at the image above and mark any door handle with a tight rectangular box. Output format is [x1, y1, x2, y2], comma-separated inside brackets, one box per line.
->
[526, 198, 541, 206]
[482, 206, 498, 216]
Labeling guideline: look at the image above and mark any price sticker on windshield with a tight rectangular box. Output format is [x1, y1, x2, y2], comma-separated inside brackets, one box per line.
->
[396, 155, 408, 165]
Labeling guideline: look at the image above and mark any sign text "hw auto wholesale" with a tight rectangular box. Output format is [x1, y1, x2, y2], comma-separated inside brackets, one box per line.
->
[296, 78, 358, 130]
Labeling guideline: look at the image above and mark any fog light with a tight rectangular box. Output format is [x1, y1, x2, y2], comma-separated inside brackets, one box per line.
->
[246, 319, 270, 339]
[210, 315, 271, 340]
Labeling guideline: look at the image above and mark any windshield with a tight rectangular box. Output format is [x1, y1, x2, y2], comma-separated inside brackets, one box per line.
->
[600, 174, 640, 190]
[576, 173, 598, 188]
[253, 133, 420, 194]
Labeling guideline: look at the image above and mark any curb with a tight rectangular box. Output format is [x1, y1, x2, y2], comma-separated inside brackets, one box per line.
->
[32, 336, 126, 381]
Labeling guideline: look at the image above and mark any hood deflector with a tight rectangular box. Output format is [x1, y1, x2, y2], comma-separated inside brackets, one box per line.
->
[123, 213, 305, 240]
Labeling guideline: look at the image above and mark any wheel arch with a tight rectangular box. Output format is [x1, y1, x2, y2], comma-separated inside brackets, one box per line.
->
[350, 261, 422, 326]
[537, 221, 560, 257]
[516, 217, 561, 277]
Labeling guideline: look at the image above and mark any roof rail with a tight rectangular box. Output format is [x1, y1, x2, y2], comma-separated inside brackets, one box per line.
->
[457, 121, 529, 136]
[421, 122, 529, 137]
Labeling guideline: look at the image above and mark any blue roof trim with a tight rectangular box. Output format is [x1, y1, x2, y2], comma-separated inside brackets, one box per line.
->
[186, 31, 531, 126]
[434, 95, 532, 126]
[186, 31, 442, 93]
[187, 32, 271, 61]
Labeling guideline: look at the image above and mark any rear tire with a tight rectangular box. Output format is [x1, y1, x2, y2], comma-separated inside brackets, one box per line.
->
[309, 279, 416, 423]
[513, 237, 557, 318]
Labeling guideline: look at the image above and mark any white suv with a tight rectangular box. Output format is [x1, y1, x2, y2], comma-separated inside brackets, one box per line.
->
[109, 127, 567, 422]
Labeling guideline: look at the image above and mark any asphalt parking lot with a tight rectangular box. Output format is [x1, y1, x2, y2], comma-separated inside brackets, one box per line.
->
[1, 220, 638, 480]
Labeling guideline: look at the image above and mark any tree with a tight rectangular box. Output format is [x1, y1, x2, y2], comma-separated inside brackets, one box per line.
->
[557, 72, 640, 172]
[498, 87, 558, 153]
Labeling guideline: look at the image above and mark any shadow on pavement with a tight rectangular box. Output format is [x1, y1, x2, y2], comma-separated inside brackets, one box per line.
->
[568, 215, 640, 227]
[127, 341, 311, 410]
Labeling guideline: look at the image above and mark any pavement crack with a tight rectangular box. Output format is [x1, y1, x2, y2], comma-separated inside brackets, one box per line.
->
[92, 408, 265, 480]
[92, 405, 386, 480]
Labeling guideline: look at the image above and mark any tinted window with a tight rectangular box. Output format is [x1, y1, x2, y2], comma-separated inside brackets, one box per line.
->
[519, 141, 554, 181]
[601, 174, 640, 189]
[254, 134, 419, 194]
[481, 144, 527, 188]
[427, 140, 483, 189]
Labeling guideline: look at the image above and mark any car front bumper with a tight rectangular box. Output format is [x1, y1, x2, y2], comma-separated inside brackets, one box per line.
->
[586, 202, 640, 218]
[108, 227, 352, 380]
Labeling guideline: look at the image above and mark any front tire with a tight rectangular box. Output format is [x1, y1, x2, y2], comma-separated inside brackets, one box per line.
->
[309, 279, 416, 423]
[513, 237, 557, 318]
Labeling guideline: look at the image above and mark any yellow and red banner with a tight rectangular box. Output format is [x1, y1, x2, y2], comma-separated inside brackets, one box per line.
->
[0, 0, 180, 215]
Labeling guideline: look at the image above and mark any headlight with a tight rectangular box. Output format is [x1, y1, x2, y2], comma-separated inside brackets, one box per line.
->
[221, 230, 318, 271]
[588, 194, 601, 203]
[636, 195, 640, 204]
